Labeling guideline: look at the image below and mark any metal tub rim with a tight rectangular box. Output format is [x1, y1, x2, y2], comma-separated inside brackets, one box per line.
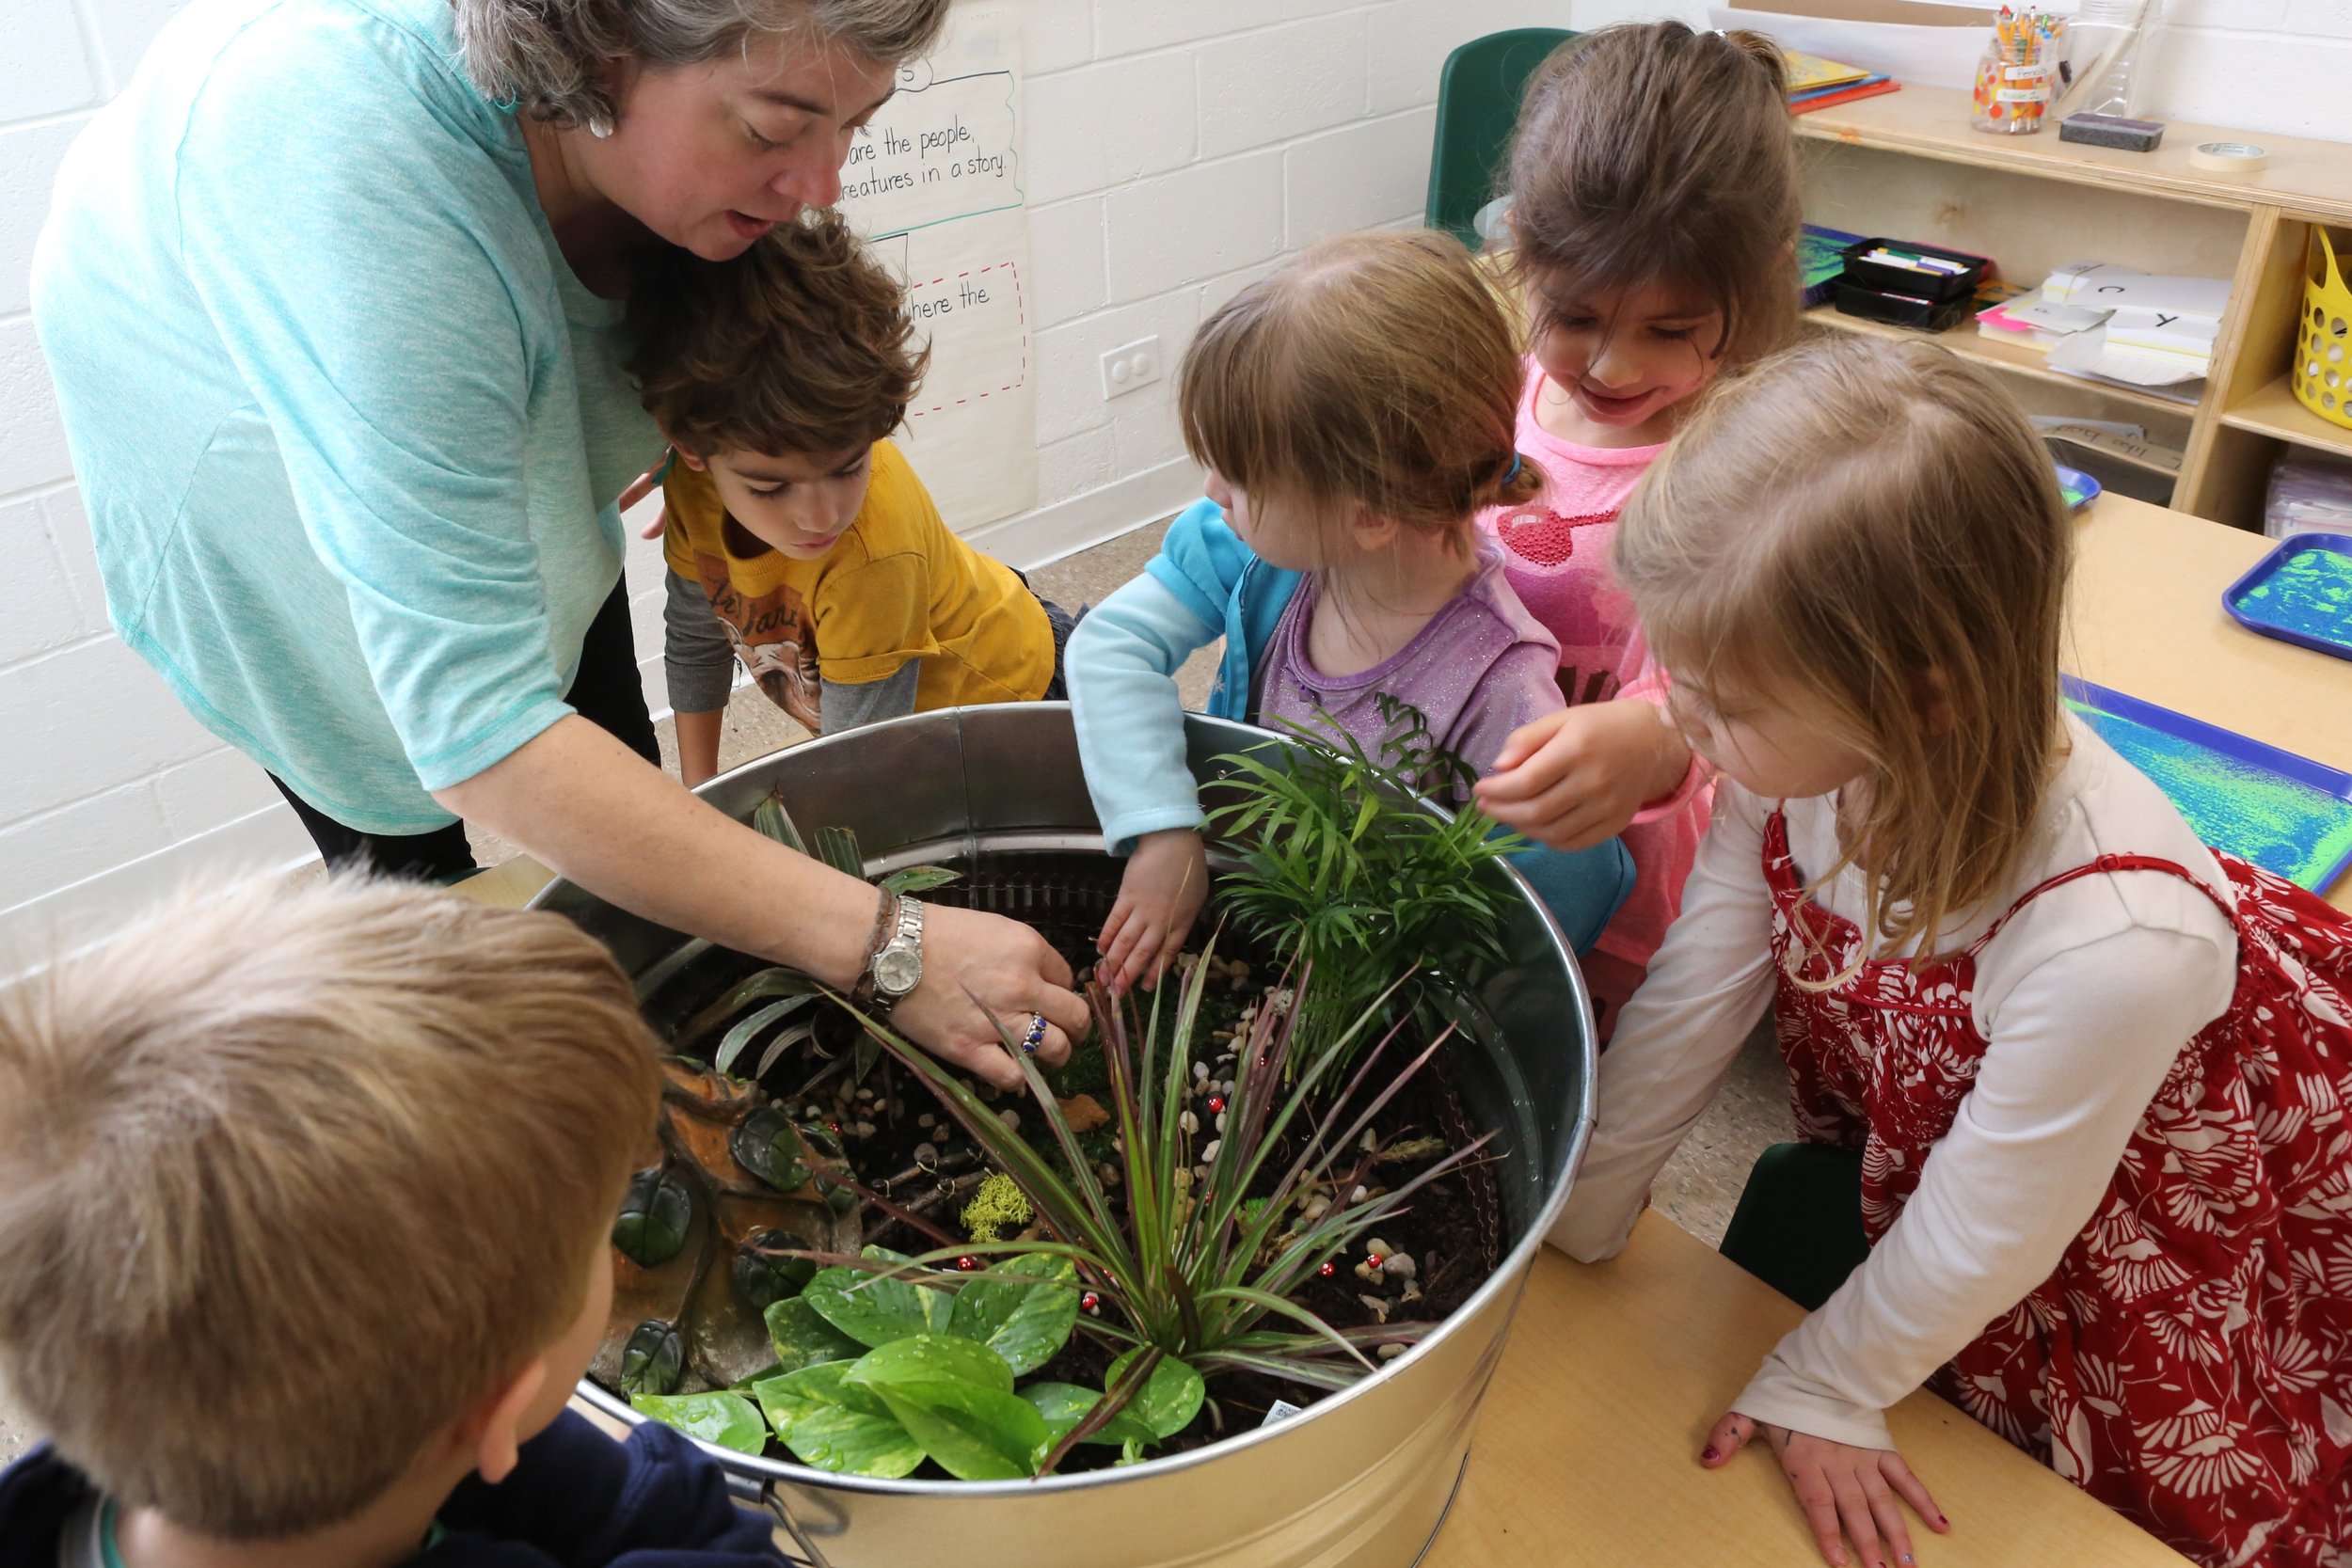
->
[540, 704, 1597, 1499]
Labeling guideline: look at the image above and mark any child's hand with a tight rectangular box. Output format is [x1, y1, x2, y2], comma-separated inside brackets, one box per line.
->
[1098, 830, 1208, 994]
[619, 467, 668, 539]
[1704, 1412, 1948, 1568]
[1472, 699, 1692, 851]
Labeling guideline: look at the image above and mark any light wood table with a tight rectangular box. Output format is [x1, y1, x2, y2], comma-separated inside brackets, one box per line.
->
[1422, 1215, 2191, 1567]
[471, 496, 2344, 1564]
[2070, 495, 2352, 912]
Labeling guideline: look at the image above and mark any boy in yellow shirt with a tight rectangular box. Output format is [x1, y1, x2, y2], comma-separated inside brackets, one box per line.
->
[628, 213, 1070, 786]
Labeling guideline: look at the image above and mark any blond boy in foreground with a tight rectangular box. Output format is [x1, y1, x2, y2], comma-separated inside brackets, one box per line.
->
[0, 879, 783, 1568]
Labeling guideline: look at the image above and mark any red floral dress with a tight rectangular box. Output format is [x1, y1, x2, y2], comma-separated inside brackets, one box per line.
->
[1763, 811, 2352, 1568]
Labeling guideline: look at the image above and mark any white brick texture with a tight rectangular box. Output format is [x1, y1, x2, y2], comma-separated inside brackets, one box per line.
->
[3, 0, 2348, 927]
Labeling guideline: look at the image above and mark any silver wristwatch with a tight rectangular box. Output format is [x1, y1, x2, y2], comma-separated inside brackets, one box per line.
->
[867, 895, 925, 1012]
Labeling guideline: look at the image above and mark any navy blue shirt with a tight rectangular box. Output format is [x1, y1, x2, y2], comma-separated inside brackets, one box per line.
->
[0, 1411, 784, 1568]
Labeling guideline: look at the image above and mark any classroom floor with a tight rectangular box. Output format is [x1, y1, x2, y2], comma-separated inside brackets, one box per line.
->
[0, 523, 1791, 1464]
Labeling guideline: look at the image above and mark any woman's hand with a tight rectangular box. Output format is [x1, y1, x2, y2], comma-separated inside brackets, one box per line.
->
[1096, 829, 1208, 994]
[1472, 698, 1692, 851]
[891, 901, 1090, 1090]
[1704, 1412, 1948, 1568]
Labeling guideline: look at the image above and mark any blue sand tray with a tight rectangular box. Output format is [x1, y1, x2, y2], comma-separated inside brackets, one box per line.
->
[2223, 531, 2352, 662]
[2062, 676, 2352, 895]
[2055, 463, 2102, 514]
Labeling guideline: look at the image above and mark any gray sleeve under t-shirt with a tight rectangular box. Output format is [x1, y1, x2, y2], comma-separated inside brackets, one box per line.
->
[663, 565, 921, 734]
[661, 568, 739, 715]
[819, 662, 922, 734]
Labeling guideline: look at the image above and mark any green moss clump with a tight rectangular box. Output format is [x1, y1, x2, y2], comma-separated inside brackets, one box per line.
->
[961, 1172, 1033, 1243]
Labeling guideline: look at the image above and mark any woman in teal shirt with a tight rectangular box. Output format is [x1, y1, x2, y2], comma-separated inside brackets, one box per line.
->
[30, 0, 1085, 1084]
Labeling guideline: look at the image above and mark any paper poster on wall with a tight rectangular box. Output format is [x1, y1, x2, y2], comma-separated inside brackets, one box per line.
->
[836, 13, 1036, 533]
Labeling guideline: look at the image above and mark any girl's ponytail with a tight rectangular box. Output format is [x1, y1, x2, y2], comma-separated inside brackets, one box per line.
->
[1485, 451, 1548, 513]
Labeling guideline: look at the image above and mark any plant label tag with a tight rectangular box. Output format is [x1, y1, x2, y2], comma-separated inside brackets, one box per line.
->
[1261, 1400, 1307, 1428]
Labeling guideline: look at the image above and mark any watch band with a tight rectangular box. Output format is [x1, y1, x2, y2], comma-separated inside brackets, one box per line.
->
[850, 887, 900, 1009]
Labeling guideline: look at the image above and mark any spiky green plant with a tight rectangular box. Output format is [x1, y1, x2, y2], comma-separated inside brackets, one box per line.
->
[1207, 695, 1524, 1065]
[838, 937, 1493, 1468]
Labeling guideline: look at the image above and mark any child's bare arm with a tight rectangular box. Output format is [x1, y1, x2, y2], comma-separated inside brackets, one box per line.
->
[675, 710, 723, 788]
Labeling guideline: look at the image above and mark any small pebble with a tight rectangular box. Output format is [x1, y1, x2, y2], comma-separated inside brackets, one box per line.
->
[1382, 1254, 1418, 1281]
[1172, 1168, 1193, 1191]
[1368, 1237, 1394, 1258]
[914, 1144, 940, 1171]
[997, 1108, 1021, 1132]
[1192, 1062, 1210, 1083]
[1215, 1113, 1228, 1133]
[1377, 1343, 1406, 1360]
[1179, 1111, 1200, 1135]
[856, 1086, 876, 1101]
[1200, 1138, 1221, 1163]
[1358, 1293, 1391, 1323]
[1359, 1130, 1378, 1153]
[931, 1127, 950, 1145]
[852, 1120, 877, 1139]
[1350, 1185, 1370, 1204]
[1096, 1162, 1121, 1187]
[803, 1104, 824, 1118]
[917, 1113, 936, 1129]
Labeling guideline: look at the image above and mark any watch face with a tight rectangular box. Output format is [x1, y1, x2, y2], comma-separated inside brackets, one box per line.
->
[875, 948, 922, 996]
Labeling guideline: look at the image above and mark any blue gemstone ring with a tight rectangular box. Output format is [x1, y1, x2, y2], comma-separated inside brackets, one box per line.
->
[1022, 1013, 1048, 1054]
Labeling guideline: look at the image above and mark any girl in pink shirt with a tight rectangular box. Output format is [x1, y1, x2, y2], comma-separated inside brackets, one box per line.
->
[1470, 23, 1804, 1036]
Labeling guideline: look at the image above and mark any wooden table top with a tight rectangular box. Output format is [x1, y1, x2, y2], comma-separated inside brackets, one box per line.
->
[477, 496, 2348, 1563]
[2068, 496, 2352, 911]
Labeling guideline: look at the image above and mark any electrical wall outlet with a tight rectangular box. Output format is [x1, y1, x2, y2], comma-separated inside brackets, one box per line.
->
[1099, 336, 1163, 401]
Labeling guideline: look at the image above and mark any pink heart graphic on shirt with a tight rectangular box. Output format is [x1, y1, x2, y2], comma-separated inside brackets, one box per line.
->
[1495, 507, 1618, 569]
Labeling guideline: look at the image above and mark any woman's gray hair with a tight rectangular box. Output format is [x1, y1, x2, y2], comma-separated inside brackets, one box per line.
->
[452, 0, 950, 130]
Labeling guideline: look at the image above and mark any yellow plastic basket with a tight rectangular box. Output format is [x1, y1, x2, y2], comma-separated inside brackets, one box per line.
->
[2293, 227, 2352, 432]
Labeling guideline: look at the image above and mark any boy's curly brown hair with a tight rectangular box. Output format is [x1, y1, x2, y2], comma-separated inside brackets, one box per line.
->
[628, 210, 930, 459]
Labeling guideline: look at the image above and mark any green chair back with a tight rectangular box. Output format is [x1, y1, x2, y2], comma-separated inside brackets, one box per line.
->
[1423, 27, 1577, 249]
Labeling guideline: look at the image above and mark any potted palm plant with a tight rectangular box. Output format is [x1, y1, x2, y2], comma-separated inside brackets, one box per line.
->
[534, 704, 1597, 1568]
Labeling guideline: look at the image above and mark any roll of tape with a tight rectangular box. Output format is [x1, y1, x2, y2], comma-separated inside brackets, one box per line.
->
[2190, 141, 2270, 174]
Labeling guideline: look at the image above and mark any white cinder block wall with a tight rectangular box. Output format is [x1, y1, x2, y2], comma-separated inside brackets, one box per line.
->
[1567, 0, 2352, 142]
[3, 0, 2350, 935]
[0, 0, 1571, 934]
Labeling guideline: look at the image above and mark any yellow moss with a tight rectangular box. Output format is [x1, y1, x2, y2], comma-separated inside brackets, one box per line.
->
[961, 1172, 1033, 1243]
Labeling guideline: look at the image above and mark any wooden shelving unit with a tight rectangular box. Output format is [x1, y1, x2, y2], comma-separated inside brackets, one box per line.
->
[1792, 82, 2352, 528]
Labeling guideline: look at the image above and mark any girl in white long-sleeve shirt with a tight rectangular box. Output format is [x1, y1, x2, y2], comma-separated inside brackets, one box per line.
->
[1555, 335, 2352, 1568]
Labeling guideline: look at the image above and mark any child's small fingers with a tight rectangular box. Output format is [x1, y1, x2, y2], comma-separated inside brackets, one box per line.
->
[1859, 1474, 1915, 1566]
[1833, 1481, 1889, 1568]
[1700, 1412, 1754, 1465]
[1097, 905, 1132, 956]
[1883, 1458, 1948, 1534]
[1488, 709, 1569, 773]
[1788, 1473, 1851, 1568]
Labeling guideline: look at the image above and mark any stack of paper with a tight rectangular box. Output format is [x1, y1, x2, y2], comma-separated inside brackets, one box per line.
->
[1977, 261, 2230, 404]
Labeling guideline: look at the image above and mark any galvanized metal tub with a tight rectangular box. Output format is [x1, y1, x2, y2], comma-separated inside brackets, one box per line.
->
[534, 704, 1597, 1568]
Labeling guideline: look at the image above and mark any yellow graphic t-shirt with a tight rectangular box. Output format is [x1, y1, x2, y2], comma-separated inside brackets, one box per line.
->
[661, 441, 1053, 732]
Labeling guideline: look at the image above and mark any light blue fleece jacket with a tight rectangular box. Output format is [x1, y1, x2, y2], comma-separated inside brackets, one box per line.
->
[1067, 499, 1634, 954]
[30, 0, 660, 833]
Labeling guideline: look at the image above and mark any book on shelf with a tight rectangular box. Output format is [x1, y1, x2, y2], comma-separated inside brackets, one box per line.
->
[1789, 74, 1900, 114]
[1782, 49, 1872, 92]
